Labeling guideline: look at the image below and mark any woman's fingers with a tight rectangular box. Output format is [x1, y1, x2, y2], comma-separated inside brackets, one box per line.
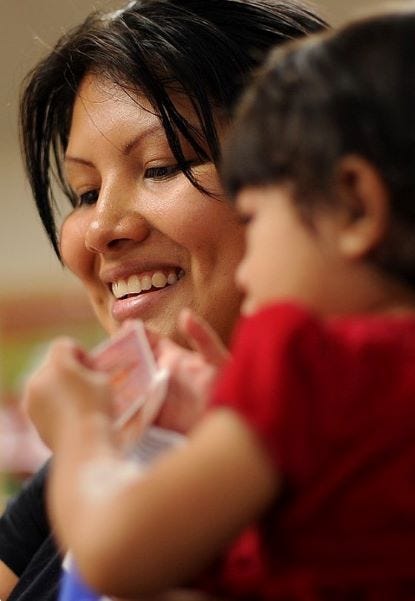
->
[22, 338, 79, 448]
[22, 338, 112, 450]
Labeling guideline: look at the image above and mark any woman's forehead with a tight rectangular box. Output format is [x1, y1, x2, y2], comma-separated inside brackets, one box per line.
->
[74, 74, 155, 118]
[66, 73, 222, 155]
[73, 73, 210, 119]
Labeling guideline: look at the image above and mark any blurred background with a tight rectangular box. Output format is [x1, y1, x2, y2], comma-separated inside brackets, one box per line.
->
[0, 0, 389, 498]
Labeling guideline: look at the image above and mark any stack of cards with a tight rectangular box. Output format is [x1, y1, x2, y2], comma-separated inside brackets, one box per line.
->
[90, 320, 169, 436]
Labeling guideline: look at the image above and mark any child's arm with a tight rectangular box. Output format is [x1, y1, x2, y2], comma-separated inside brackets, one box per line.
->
[24, 340, 278, 599]
[51, 408, 277, 598]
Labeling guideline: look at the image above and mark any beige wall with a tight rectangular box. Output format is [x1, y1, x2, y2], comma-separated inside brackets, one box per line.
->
[0, 0, 119, 297]
[0, 0, 389, 297]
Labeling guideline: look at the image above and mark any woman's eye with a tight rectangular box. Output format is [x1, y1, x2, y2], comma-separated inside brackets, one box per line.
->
[144, 162, 194, 181]
[77, 189, 99, 206]
[144, 164, 181, 180]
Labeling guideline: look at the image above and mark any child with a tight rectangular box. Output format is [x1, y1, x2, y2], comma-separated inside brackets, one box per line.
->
[25, 7, 415, 600]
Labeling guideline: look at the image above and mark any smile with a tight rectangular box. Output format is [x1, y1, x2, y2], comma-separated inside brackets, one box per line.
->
[111, 269, 184, 299]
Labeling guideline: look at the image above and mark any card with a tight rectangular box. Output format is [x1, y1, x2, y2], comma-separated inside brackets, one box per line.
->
[90, 320, 168, 431]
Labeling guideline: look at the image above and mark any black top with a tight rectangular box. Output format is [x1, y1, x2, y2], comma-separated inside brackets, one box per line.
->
[0, 463, 62, 601]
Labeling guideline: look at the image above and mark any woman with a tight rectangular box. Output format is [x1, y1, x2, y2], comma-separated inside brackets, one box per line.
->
[0, 1, 327, 599]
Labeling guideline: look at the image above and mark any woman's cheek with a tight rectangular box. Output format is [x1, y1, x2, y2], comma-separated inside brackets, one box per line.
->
[60, 212, 92, 277]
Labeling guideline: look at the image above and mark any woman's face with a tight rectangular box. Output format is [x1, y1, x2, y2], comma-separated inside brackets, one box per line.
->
[61, 74, 244, 343]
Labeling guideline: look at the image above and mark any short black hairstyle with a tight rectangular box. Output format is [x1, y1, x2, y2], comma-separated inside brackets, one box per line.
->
[222, 7, 415, 287]
[19, 0, 327, 257]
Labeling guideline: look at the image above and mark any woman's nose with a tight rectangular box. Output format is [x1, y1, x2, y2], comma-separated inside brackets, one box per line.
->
[85, 193, 151, 254]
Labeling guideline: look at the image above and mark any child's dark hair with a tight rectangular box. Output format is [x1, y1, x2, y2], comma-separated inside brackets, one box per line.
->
[222, 8, 415, 287]
[19, 0, 327, 258]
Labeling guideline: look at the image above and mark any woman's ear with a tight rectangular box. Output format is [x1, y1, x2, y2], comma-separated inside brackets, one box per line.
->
[334, 155, 390, 259]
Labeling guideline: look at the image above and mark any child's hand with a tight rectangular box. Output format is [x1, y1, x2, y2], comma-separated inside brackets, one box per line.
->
[148, 309, 231, 433]
[22, 338, 113, 451]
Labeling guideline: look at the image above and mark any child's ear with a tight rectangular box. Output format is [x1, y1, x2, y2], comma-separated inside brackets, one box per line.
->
[334, 155, 389, 259]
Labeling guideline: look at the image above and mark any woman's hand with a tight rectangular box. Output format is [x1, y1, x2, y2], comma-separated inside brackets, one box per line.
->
[148, 309, 231, 433]
[22, 338, 113, 451]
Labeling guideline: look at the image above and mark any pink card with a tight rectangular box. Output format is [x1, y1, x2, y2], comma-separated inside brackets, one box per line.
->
[90, 321, 168, 433]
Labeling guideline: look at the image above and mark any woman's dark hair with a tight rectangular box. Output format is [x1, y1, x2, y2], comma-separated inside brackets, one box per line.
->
[20, 0, 327, 257]
[222, 8, 415, 287]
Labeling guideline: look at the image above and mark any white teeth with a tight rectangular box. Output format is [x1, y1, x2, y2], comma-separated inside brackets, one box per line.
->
[111, 270, 181, 299]
[127, 275, 141, 295]
[141, 275, 152, 291]
[167, 271, 177, 285]
[113, 280, 128, 299]
[152, 272, 167, 288]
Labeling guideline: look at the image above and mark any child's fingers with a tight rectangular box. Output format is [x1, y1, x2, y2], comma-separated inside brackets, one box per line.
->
[178, 308, 231, 368]
[154, 337, 187, 372]
[143, 326, 163, 355]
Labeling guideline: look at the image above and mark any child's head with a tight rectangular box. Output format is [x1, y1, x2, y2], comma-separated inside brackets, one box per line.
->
[222, 7, 415, 316]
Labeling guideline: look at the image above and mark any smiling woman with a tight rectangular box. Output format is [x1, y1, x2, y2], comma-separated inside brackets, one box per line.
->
[0, 1, 327, 600]
[60, 75, 242, 341]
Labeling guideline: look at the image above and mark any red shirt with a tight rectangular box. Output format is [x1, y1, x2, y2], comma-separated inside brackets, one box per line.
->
[208, 303, 415, 600]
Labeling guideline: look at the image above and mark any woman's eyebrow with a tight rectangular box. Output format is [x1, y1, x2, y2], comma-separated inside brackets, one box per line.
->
[64, 123, 165, 167]
[121, 123, 164, 156]
[64, 156, 95, 168]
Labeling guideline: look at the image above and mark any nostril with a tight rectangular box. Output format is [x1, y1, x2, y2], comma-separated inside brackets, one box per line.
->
[107, 238, 133, 250]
